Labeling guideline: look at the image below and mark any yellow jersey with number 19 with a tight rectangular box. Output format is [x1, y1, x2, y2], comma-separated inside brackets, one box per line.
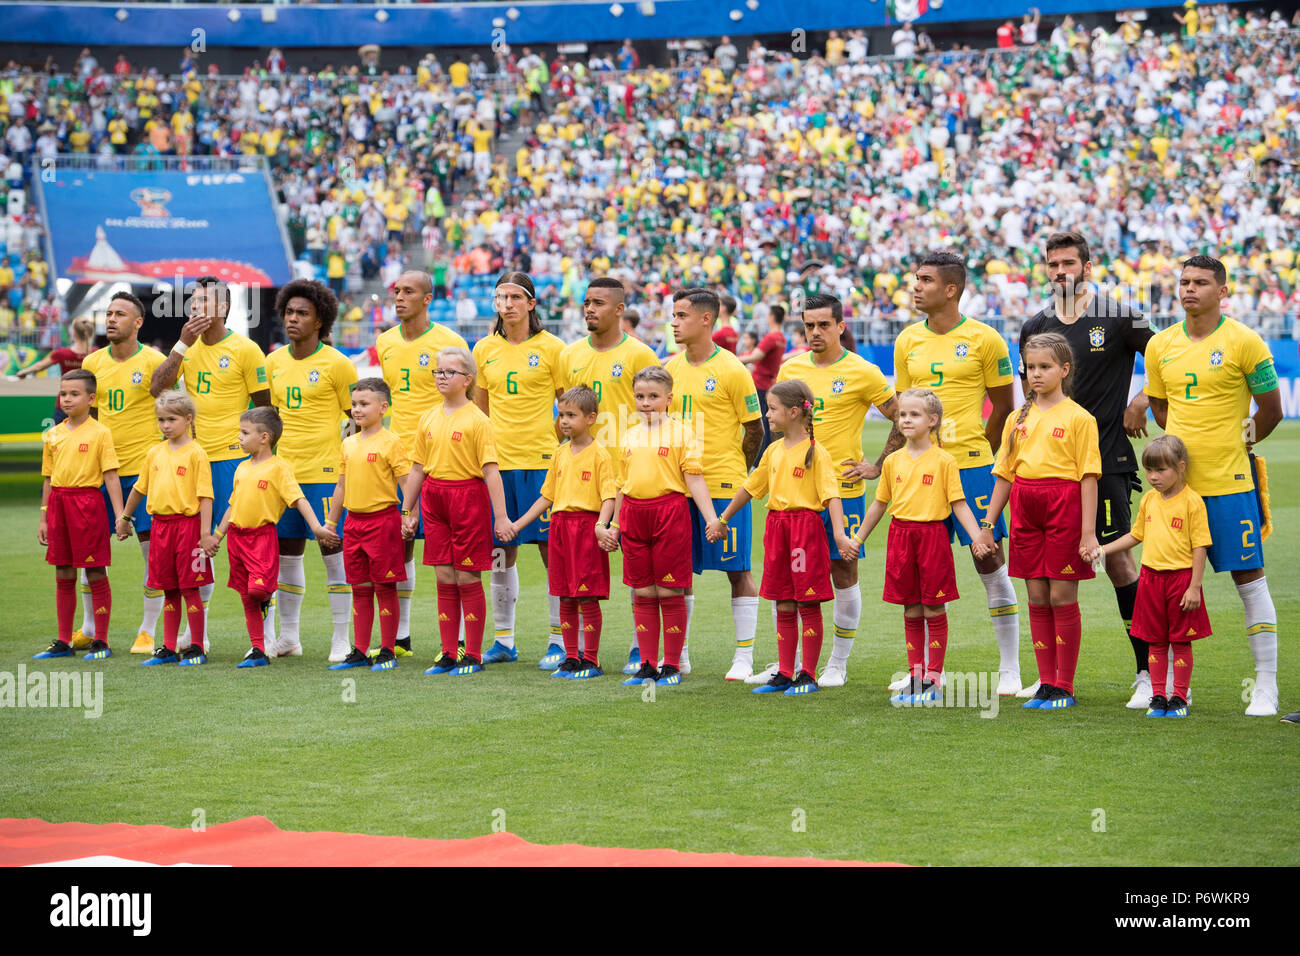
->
[472, 330, 566, 470]
[182, 330, 268, 462]
[1143, 317, 1277, 497]
[560, 333, 660, 448]
[82, 344, 167, 476]
[775, 348, 894, 496]
[376, 322, 468, 453]
[893, 317, 1013, 469]
[666, 346, 761, 498]
[266, 343, 358, 485]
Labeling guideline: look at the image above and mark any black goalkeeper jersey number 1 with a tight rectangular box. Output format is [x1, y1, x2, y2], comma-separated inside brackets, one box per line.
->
[1019, 293, 1154, 475]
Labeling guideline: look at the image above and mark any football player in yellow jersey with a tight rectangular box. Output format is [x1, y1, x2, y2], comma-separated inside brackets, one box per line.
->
[1145, 255, 1284, 716]
[472, 272, 568, 667]
[891, 253, 1022, 696]
[561, 277, 660, 450]
[152, 275, 271, 651]
[76, 292, 168, 655]
[376, 270, 467, 653]
[666, 288, 764, 681]
[774, 294, 897, 687]
[267, 281, 359, 663]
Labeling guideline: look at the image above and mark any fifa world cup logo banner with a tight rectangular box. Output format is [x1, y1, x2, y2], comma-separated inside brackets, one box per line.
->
[130, 187, 172, 218]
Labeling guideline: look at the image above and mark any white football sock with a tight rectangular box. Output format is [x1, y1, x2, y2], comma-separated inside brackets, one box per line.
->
[1238, 576, 1278, 694]
[397, 559, 415, 640]
[79, 569, 95, 637]
[979, 566, 1021, 675]
[683, 594, 695, 655]
[138, 540, 164, 636]
[323, 552, 351, 644]
[548, 593, 563, 648]
[827, 584, 861, 668]
[276, 553, 306, 646]
[491, 564, 519, 648]
[732, 595, 758, 666]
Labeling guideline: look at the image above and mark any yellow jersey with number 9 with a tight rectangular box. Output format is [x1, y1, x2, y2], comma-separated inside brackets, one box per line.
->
[266, 343, 358, 484]
[775, 348, 894, 496]
[1143, 317, 1276, 497]
[376, 322, 468, 453]
[559, 333, 660, 449]
[82, 344, 166, 476]
[472, 330, 566, 470]
[181, 330, 268, 462]
[893, 317, 1013, 469]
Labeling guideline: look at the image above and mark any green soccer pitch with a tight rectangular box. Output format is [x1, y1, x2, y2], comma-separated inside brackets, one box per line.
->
[1, 423, 1296, 865]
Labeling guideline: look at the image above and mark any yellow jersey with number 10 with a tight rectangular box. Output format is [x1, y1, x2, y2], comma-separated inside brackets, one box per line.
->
[82, 344, 166, 476]
[894, 317, 1013, 469]
[1143, 317, 1277, 497]
[376, 322, 468, 453]
[266, 343, 358, 485]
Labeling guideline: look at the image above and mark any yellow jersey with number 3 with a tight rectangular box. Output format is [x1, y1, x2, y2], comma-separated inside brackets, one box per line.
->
[376, 322, 468, 453]
[472, 330, 566, 470]
[894, 317, 1013, 469]
[182, 330, 268, 462]
[1143, 317, 1276, 497]
[560, 333, 660, 448]
[666, 346, 761, 498]
[82, 344, 166, 476]
[267, 343, 358, 484]
[775, 348, 893, 496]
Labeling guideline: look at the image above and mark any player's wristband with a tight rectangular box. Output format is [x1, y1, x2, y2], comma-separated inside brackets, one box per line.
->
[979, 519, 995, 531]
[40, 505, 48, 512]
[401, 509, 411, 516]
[324, 520, 337, 529]
[171, 340, 189, 357]
[608, 522, 619, 530]
[122, 514, 135, 525]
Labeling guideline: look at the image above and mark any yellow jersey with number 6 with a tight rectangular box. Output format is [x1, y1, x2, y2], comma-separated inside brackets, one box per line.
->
[267, 343, 358, 484]
[472, 330, 566, 470]
[1143, 317, 1276, 497]
[376, 322, 468, 454]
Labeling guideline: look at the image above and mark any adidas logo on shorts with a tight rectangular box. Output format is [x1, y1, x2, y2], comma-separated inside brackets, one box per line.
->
[1056, 634, 1066, 645]
[1061, 563, 1075, 574]
[803, 627, 816, 636]
[579, 584, 588, 592]
[804, 588, 816, 596]
[930, 640, 941, 648]
[663, 573, 675, 583]
[462, 558, 473, 566]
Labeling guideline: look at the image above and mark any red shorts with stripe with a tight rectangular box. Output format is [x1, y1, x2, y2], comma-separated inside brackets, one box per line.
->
[343, 507, 406, 585]
[148, 513, 211, 590]
[548, 510, 609, 599]
[883, 519, 958, 606]
[1130, 566, 1212, 644]
[227, 524, 279, 596]
[1008, 477, 1094, 581]
[45, 486, 110, 568]
[760, 509, 832, 603]
[421, 477, 492, 572]
[620, 493, 692, 589]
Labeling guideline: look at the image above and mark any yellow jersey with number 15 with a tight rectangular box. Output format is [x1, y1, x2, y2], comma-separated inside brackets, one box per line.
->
[182, 330, 268, 462]
[560, 333, 660, 449]
[82, 344, 166, 476]
[894, 317, 1013, 469]
[775, 348, 894, 496]
[376, 322, 468, 453]
[472, 330, 566, 470]
[1143, 317, 1277, 497]
[266, 343, 358, 485]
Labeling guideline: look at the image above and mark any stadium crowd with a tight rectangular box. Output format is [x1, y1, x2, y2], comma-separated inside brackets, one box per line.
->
[1, 5, 1299, 351]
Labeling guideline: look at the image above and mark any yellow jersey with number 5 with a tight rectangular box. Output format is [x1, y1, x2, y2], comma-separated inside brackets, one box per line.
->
[267, 342, 358, 484]
[775, 348, 893, 496]
[894, 317, 1013, 469]
[560, 333, 660, 449]
[376, 322, 468, 453]
[181, 330, 268, 462]
[472, 330, 566, 470]
[1143, 316, 1276, 497]
[82, 344, 166, 476]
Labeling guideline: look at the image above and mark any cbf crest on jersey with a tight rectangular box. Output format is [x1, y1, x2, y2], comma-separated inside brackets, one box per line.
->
[528, 353, 540, 368]
[131, 371, 142, 385]
[1210, 349, 1224, 367]
[831, 378, 845, 394]
[704, 377, 717, 393]
[1089, 327, 1106, 349]
[218, 356, 231, 369]
[418, 353, 431, 367]
[955, 343, 969, 358]
[308, 370, 320, 384]
[611, 363, 625, 378]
